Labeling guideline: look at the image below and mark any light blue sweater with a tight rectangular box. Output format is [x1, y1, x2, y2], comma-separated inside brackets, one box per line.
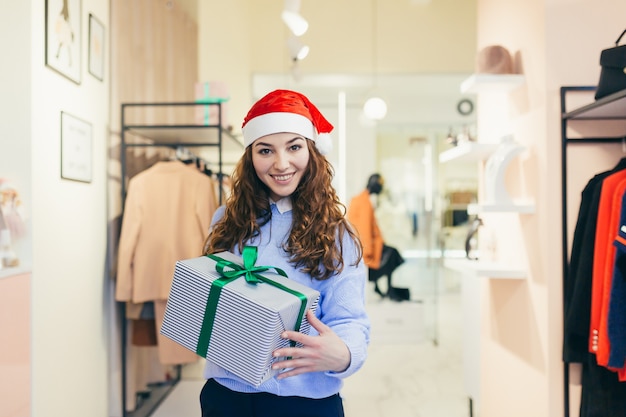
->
[203, 202, 371, 399]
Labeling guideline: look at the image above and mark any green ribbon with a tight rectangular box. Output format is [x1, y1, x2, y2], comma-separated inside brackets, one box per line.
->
[196, 246, 308, 357]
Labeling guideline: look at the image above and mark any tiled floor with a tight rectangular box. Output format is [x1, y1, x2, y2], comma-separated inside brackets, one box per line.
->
[150, 254, 468, 417]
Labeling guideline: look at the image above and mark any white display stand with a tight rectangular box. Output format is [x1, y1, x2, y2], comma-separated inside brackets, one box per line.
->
[484, 136, 524, 204]
[466, 136, 535, 214]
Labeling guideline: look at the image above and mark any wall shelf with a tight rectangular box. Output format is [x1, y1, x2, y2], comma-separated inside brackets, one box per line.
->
[444, 258, 526, 279]
[460, 74, 525, 94]
[439, 141, 499, 163]
[563, 87, 626, 121]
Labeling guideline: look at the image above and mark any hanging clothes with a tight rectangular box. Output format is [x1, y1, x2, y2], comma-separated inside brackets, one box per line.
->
[564, 159, 626, 363]
[563, 157, 626, 417]
[116, 160, 218, 364]
[590, 173, 626, 369]
[608, 191, 626, 370]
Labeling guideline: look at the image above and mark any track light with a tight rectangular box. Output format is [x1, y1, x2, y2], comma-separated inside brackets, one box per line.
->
[287, 36, 309, 61]
[281, 10, 308, 36]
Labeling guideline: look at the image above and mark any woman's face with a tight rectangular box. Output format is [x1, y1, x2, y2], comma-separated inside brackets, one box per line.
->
[251, 132, 310, 201]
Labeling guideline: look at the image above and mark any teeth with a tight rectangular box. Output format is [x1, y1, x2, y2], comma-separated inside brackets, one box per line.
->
[274, 174, 292, 181]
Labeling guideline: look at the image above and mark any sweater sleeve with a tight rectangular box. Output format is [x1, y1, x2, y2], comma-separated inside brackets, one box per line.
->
[318, 240, 370, 379]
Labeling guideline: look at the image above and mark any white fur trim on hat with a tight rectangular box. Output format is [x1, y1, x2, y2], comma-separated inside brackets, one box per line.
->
[242, 112, 316, 147]
[315, 133, 332, 155]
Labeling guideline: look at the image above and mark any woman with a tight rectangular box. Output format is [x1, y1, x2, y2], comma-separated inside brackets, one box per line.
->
[200, 89, 371, 417]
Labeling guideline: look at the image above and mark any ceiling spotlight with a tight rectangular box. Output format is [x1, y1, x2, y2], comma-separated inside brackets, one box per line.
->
[287, 36, 309, 61]
[281, 10, 309, 36]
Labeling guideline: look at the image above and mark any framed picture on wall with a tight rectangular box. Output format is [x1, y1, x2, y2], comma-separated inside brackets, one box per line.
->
[61, 112, 92, 183]
[88, 13, 104, 81]
[45, 0, 82, 84]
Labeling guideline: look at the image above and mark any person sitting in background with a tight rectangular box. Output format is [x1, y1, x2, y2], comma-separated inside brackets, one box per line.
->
[347, 173, 406, 299]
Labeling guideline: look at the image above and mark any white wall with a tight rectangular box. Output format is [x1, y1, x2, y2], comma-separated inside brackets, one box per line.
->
[1, 1, 32, 267]
[29, 0, 111, 416]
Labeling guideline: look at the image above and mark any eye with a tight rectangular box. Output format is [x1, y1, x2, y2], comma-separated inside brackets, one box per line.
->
[257, 148, 271, 155]
[289, 144, 302, 152]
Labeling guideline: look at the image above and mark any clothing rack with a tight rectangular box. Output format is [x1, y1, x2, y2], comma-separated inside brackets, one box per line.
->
[560, 86, 626, 417]
[117, 101, 243, 417]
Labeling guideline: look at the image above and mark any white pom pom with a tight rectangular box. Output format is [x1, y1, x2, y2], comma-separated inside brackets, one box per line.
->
[315, 133, 333, 155]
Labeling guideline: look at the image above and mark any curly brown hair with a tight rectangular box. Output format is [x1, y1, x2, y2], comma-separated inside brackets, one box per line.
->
[203, 140, 362, 280]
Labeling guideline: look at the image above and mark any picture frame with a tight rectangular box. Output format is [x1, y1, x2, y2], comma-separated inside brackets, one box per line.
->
[61, 112, 93, 183]
[88, 13, 105, 81]
[45, 0, 82, 84]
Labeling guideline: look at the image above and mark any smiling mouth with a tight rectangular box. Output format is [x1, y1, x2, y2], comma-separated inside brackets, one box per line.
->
[272, 173, 294, 181]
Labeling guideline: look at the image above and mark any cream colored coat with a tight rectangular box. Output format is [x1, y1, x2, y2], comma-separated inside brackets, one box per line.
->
[115, 160, 218, 303]
[116, 161, 218, 365]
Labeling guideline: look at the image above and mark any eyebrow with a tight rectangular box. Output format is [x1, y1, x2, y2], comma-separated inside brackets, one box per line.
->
[253, 135, 306, 148]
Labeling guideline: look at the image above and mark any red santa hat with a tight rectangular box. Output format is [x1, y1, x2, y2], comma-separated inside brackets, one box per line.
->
[241, 89, 333, 155]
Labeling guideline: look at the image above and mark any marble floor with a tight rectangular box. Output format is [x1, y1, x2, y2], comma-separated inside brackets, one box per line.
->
[149, 253, 468, 417]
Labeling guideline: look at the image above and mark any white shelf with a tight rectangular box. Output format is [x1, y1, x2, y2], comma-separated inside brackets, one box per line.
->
[439, 142, 499, 163]
[443, 258, 526, 279]
[460, 74, 525, 94]
[467, 202, 535, 214]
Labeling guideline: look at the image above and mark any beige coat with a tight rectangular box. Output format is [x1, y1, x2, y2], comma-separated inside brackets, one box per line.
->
[115, 160, 218, 365]
[115, 160, 218, 303]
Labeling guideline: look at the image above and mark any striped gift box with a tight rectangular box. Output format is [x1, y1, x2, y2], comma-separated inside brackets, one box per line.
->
[160, 249, 320, 387]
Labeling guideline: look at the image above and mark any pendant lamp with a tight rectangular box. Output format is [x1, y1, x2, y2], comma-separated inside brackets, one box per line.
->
[363, 0, 387, 121]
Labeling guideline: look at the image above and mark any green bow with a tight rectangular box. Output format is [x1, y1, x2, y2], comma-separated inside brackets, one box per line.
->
[196, 246, 307, 358]
[207, 246, 287, 283]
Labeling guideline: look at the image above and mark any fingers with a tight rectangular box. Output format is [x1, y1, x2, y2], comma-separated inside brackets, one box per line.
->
[275, 363, 315, 379]
[270, 308, 350, 379]
[280, 310, 325, 345]
[305, 309, 329, 333]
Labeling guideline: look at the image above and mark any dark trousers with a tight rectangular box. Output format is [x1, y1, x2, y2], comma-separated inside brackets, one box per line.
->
[368, 244, 405, 297]
[200, 379, 345, 417]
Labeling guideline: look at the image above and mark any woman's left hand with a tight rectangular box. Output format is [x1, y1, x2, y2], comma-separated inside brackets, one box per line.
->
[271, 310, 351, 379]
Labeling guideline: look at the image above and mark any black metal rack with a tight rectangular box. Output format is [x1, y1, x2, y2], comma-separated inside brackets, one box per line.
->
[560, 86, 626, 417]
[118, 101, 243, 417]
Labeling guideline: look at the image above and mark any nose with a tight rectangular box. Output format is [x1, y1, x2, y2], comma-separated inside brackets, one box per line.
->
[273, 151, 290, 170]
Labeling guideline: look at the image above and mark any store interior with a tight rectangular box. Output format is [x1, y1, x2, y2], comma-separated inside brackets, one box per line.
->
[3, 1, 626, 417]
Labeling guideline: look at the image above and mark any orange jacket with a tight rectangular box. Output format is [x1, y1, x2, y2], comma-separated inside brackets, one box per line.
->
[347, 190, 383, 269]
[590, 172, 626, 378]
